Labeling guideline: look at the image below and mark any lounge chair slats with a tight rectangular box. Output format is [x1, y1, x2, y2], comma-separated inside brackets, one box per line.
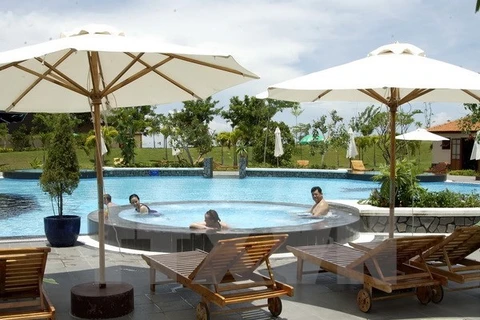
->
[142, 234, 294, 318]
[412, 226, 480, 287]
[288, 236, 446, 313]
[0, 248, 55, 320]
[350, 159, 373, 172]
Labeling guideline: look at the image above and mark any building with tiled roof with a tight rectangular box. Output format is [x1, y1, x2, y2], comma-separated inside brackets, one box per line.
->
[428, 119, 480, 133]
[428, 119, 480, 171]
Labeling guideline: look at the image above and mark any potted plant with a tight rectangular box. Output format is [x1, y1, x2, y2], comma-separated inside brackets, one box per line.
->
[40, 114, 81, 247]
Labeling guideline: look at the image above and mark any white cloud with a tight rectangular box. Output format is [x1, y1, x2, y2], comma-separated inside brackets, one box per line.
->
[1, 0, 479, 131]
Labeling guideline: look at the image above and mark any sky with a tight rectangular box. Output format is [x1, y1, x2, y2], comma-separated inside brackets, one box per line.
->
[1, 0, 479, 141]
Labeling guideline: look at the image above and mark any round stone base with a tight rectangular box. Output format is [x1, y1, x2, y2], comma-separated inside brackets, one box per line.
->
[71, 282, 134, 319]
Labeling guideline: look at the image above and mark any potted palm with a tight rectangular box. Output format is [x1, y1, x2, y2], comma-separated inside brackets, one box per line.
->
[40, 114, 81, 247]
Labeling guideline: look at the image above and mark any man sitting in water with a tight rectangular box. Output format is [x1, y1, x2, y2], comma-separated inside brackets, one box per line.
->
[309, 186, 329, 217]
[129, 193, 160, 216]
[190, 209, 229, 230]
[103, 194, 117, 207]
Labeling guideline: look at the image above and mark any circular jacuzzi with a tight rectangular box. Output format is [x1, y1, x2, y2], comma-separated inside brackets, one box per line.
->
[88, 201, 361, 252]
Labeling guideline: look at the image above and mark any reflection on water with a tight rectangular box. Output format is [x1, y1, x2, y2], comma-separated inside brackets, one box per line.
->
[0, 194, 39, 219]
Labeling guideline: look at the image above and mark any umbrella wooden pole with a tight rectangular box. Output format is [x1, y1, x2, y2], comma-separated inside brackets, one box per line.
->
[92, 100, 106, 288]
[388, 103, 397, 239]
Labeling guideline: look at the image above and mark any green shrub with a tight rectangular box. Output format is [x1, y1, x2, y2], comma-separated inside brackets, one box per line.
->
[448, 169, 476, 176]
[362, 159, 480, 208]
[39, 114, 80, 216]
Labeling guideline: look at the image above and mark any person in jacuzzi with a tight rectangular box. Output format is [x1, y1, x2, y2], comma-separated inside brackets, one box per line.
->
[190, 209, 229, 230]
[309, 186, 329, 217]
[129, 194, 160, 216]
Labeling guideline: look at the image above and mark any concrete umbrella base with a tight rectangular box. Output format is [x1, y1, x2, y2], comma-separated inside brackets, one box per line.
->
[71, 282, 134, 319]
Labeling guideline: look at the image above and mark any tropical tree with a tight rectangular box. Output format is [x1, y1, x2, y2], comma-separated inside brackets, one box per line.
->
[10, 124, 30, 151]
[372, 107, 422, 164]
[222, 96, 297, 164]
[350, 105, 381, 160]
[163, 97, 221, 165]
[216, 131, 231, 165]
[143, 114, 163, 149]
[252, 121, 294, 166]
[84, 126, 119, 164]
[290, 104, 304, 143]
[30, 114, 57, 162]
[310, 110, 344, 167]
[0, 123, 8, 149]
[108, 106, 156, 166]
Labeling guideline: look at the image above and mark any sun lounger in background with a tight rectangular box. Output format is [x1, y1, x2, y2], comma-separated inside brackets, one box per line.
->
[410, 226, 480, 297]
[350, 159, 373, 172]
[287, 235, 447, 313]
[0, 247, 55, 319]
[142, 234, 294, 319]
[425, 162, 449, 174]
[296, 160, 310, 167]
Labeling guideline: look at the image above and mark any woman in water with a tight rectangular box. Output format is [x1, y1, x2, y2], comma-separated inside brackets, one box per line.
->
[190, 209, 229, 230]
[129, 194, 160, 216]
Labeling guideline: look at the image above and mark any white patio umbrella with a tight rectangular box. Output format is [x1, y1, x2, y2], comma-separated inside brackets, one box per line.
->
[259, 42, 480, 238]
[274, 127, 284, 167]
[396, 128, 449, 165]
[0, 24, 258, 286]
[346, 127, 358, 159]
[470, 131, 480, 160]
[395, 128, 449, 141]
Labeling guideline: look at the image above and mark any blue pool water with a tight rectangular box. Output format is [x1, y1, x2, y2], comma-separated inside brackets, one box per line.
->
[0, 176, 479, 237]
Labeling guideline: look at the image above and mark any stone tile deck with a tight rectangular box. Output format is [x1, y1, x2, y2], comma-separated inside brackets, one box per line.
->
[0, 234, 479, 320]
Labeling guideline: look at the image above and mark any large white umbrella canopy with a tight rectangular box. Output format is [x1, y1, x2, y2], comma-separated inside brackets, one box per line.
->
[396, 128, 449, 141]
[0, 24, 259, 286]
[470, 131, 480, 160]
[346, 127, 358, 159]
[260, 42, 480, 238]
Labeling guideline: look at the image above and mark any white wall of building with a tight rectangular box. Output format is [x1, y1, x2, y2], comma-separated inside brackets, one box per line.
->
[141, 133, 171, 149]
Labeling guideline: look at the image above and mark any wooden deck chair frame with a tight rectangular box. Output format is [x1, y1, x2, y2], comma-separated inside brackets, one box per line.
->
[0, 247, 55, 320]
[142, 234, 294, 320]
[411, 226, 480, 295]
[287, 235, 447, 313]
[350, 159, 373, 172]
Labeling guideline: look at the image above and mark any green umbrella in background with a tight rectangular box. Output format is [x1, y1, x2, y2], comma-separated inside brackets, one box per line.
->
[299, 134, 324, 145]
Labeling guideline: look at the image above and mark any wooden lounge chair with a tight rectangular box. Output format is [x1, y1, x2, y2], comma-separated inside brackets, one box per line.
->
[350, 159, 373, 172]
[0, 247, 55, 320]
[296, 160, 310, 167]
[425, 162, 449, 174]
[411, 226, 480, 296]
[287, 235, 447, 313]
[142, 234, 294, 319]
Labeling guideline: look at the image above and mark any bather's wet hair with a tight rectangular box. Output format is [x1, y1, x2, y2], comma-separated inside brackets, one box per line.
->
[311, 186, 322, 194]
[205, 209, 222, 228]
[129, 194, 140, 203]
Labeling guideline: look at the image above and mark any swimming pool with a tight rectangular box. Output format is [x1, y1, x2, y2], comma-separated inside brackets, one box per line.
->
[0, 176, 479, 238]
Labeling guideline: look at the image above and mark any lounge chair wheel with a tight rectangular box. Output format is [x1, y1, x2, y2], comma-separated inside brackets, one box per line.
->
[431, 285, 444, 303]
[268, 297, 282, 317]
[196, 302, 210, 320]
[356, 289, 372, 313]
[416, 286, 432, 305]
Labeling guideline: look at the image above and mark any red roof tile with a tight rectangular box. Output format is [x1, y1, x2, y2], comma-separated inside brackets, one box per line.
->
[428, 118, 480, 133]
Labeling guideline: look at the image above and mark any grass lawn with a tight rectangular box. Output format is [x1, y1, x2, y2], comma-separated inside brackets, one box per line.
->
[0, 142, 435, 171]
